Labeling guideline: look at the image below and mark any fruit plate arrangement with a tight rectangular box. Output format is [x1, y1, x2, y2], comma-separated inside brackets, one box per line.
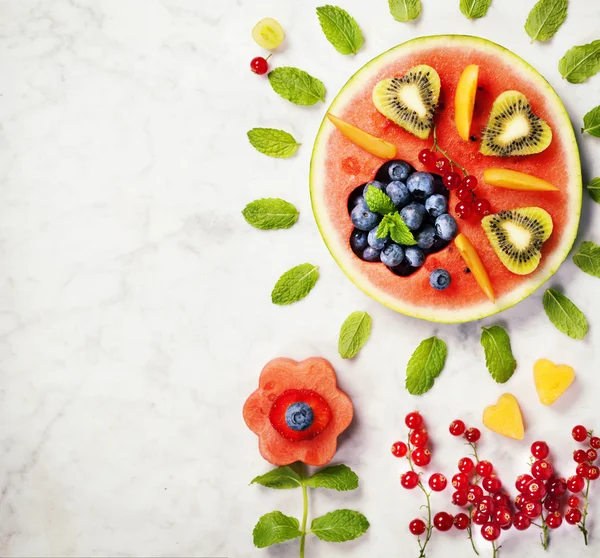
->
[310, 35, 582, 323]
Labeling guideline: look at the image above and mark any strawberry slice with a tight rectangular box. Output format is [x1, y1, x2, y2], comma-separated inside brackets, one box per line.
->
[269, 389, 332, 442]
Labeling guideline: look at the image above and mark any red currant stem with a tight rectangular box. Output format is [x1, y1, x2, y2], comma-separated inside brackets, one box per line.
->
[266, 54, 272, 61]
[467, 524, 480, 556]
[299, 464, 308, 558]
[538, 514, 549, 550]
[491, 541, 501, 558]
[467, 441, 480, 463]
[406, 435, 433, 557]
[432, 126, 468, 177]
[580, 479, 590, 545]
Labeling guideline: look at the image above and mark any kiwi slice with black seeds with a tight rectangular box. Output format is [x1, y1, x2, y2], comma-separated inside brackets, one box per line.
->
[372, 65, 441, 140]
[480, 91, 552, 157]
[481, 207, 553, 275]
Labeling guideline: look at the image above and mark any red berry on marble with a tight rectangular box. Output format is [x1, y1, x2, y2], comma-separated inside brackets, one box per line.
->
[532, 460, 554, 481]
[477, 496, 495, 515]
[411, 448, 431, 467]
[410, 429, 429, 448]
[436, 158, 451, 174]
[452, 472, 470, 490]
[433, 512, 453, 532]
[513, 511, 532, 531]
[565, 508, 583, 525]
[454, 513, 470, 530]
[525, 479, 546, 500]
[456, 200, 473, 219]
[514, 493, 527, 511]
[429, 473, 448, 492]
[546, 511, 563, 529]
[409, 518, 426, 536]
[531, 441, 549, 459]
[458, 457, 475, 474]
[587, 465, 600, 480]
[391, 441, 408, 458]
[418, 149, 436, 168]
[449, 419, 466, 436]
[472, 510, 489, 526]
[572, 425, 588, 442]
[250, 56, 269, 75]
[494, 507, 512, 528]
[476, 460, 494, 477]
[467, 485, 484, 504]
[567, 475, 586, 493]
[516, 474, 534, 493]
[405, 411, 423, 430]
[576, 463, 590, 478]
[546, 477, 567, 497]
[544, 497, 560, 512]
[591, 436, 600, 449]
[587, 448, 598, 462]
[443, 171, 461, 191]
[482, 475, 502, 493]
[452, 490, 469, 506]
[574, 449, 588, 463]
[401, 471, 420, 489]
[523, 500, 543, 519]
[568, 496, 581, 508]
[465, 428, 481, 443]
[493, 492, 510, 508]
[481, 522, 501, 541]
[463, 175, 478, 190]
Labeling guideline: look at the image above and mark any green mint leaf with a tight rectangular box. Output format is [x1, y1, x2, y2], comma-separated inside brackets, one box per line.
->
[365, 186, 396, 214]
[388, 0, 421, 22]
[405, 337, 447, 395]
[375, 218, 390, 240]
[524, 0, 567, 42]
[460, 0, 493, 19]
[310, 509, 370, 542]
[582, 105, 600, 137]
[389, 213, 417, 246]
[338, 311, 372, 359]
[271, 263, 319, 305]
[251, 466, 302, 489]
[268, 67, 326, 105]
[242, 198, 299, 230]
[480, 326, 517, 384]
[253, 511, 302, 548]
[558, 40, 600, 84]
[543, 289, 588, 340]
[573, 241, 600, 278]
[247, 128, 300, 158]
[588, 177, 600, 204]
[304, 465, 359, 491]
[316, 5, 363, 55]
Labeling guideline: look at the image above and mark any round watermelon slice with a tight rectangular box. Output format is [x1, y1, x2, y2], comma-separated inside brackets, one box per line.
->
[310, 35, 581, 323]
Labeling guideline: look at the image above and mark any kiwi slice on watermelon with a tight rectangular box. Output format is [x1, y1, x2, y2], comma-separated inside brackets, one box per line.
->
[481, 207, 553, 275]
[480, 91, 552, 156]
[372, 64, 441, 139]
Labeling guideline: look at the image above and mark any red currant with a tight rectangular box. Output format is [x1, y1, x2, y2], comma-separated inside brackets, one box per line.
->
[568, 496, 581, 508]
[436, 158, 451, 174]
[591, 436, 600, 449]
[481, 522, 501, 541]
[494, 507, 512, 528]
[456, 187, 472, 201]
[567, 475, 585, 493]
[401, 471, 420, 489]
[493, 492, 510, 508]
[418, 149, 437, 168]
[576, 463, 590, 478]
[546, 511, 563, 529]
[433, 512, 453, 532]
[525, 479, 546, 500]
[429, 473, 448, 492]
[476, 460, 494, 478]
[572, 425, 588, 442]
[449, 419, 466, 436]
[514, 493, 527, 510]
[587, 448, 598, 462]
[452, 490, 469, 506]
[513, 511, 531, 531]
[544, 497, 560, 512]
[411, 447, 432, 467]
[523, 500, 543, 519]
[409, 518, 426, 536]
[531, 460, 554, 481]
[405, 411, 423, 430]
[455, 200, 473, 219]
[458, 457, 475, 474]
[477, 496, 495, 515]
[452, 473, 470, 490]
[565, 508, 583, 525]
[465, 428, 481, 443]
[462, 175, 478, 190]
[587, 465, 600, 480]
[250, 56, 270, 75]
[516, 474, 534, 493]
[391, 441, 408, 458]
[531, 441, 550, 459]
[443, 171, 461, 190]
[573, 449, 588, 463]
[482, 475, 502, 493]
[546, 477, 567, 497]
[471, 510, 489, 526]
[474, 199, 491, 216]
[467, 485, 484, 504]
[410, 429, 429, 448]
[454, 513, 470, 530]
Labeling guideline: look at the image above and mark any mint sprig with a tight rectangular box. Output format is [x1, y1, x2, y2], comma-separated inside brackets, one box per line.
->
[558, 40, 600, 84]
[268, 67, 326, 105]
[271, 264, 319, 305]
[247, 128, 301, 158]
[338, 311, 372, 359]
[524, 0, 567, 43]
[460, 0, 493, 20]
[543, 288, 588, 340]
[316, 5, 363, 55]
[480, 326, 517, 383]
[388, 0, 421, 22]
[378, 213, 417, 245]
[405, 337, 447, 395]
[365, 186, 396, 214]
[243, 198, 299, 230]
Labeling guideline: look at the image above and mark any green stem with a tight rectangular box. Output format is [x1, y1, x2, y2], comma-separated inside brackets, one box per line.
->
[467, 524, 480, 555]
[580, 480, 590, 545]
[406, 435, 432, 558]
[432, 125, 469, 176]
[540, 514, 549, 550]
[299, 468, 309, 558]
[491, 541, 501, 558]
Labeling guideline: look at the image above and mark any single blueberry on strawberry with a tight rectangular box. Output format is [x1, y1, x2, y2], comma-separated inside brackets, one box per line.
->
[269, 389, 331, 442]
[285, 402, 314, 431]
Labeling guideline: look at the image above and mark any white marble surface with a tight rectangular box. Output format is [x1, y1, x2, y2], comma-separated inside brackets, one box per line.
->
[0, 0, 599, 557]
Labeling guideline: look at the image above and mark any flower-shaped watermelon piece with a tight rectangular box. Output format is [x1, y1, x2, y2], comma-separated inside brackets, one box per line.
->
[243, 357, 353, 466]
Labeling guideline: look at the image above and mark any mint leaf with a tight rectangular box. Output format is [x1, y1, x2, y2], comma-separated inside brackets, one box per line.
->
[559, 40, 600, 84]
[388, 0, 421, 22]
[365, 186, 396, 214]
[405, 337, 447, 395]
[543, 289, 588, 340]
[316, 5, 363, 55]
[242, 198, 299, 230]
[271, 263, 319, 305]
[524, 0, 567, 43]
[268, 67, 326, 105]
[387, 212, 417, 245]
[480, 326, 517, 384]
[253, 511, 302, 548]
[588, 177, 600, 204]
[251, 466, 302, 489]
[310, 509, 370, 542]
[338, 311, 372, 359]
[304, 465, 359, 491]
[582, 105, 600, 137]
[247, 128, 300, 158]
[573, 241, 600, 278]
[460, 0, 493, 19]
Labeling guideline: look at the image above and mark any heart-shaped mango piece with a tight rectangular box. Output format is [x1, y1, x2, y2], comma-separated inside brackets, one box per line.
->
[534, 359, 575, 406]
[483, 393, 525, 440]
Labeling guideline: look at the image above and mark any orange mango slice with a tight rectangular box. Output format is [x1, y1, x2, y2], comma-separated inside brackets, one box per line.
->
[483, 168, 559, 192]
[483, 393, 525, 440]
[454, 233, 495, 303]
[534, 359, 575, 405]
[455, 65, 479, 141]
[327, 113, 397, 159]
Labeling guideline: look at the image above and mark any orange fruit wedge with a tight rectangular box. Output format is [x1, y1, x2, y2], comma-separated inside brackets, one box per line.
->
[455, 65, 479, 141]
[454, 233, 495, 303]
[483, 393, 525, 440]
[327, 113, 397, 159]
[483, 168, 559, 191]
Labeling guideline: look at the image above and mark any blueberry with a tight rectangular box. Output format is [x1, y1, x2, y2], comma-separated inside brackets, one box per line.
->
[407, 172, 436, 199]
[405, 246, 425, 268]
[362, 180, 385, 196]
[380, 243, 405, 267]
[416, 225, 436, 250]
[351, 205, 380, 231]
[362, 246, 381, 262]
[385, 180, 411, 207]
[435, 214, 458, 241]
[430, 269, 451, 290]
[347, 186, 365, 211]
[285, 402, 314, 431]
[350, 229, 368, 254]
[425, 194, 448, 218]
[368, 225, 388, 250]
[354, 196, 369, 211]
[400, 203, 426, 231]
[388, 161, 413, 182]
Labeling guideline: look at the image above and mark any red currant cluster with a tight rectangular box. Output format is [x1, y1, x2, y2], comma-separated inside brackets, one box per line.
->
[418, 148, 490, 219]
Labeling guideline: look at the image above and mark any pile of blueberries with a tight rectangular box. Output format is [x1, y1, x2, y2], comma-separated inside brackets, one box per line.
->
[348, 160, 457, 289]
